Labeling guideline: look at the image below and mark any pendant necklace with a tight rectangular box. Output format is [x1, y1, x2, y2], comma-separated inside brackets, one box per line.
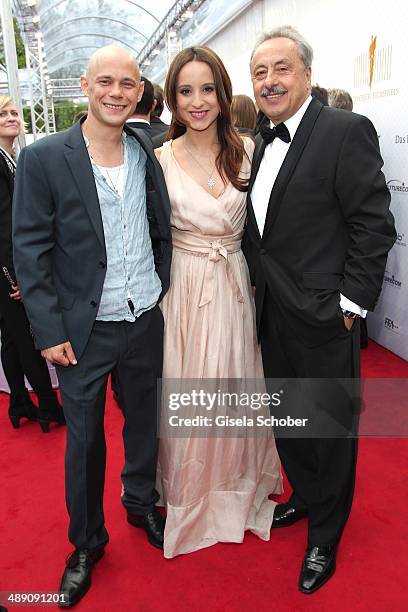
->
[104, 165, 123, 194]
[183, 136, 217, 190]
[89, 141, 124, 194]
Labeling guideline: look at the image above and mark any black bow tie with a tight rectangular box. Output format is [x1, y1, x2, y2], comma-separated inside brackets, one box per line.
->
[260, 122, 291, 145]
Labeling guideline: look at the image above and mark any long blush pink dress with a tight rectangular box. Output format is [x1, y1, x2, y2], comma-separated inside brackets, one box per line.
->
[157, 137, 282, 559]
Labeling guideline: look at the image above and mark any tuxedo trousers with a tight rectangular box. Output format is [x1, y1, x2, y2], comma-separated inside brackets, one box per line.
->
[260, 290, 359, 547]
[56, 306, 163, 550]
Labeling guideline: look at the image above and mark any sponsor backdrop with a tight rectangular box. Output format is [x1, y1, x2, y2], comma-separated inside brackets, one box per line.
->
[207, 0, 408, 360]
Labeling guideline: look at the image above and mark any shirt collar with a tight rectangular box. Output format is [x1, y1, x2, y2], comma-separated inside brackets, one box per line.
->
[270, 95, 313, 141]
[126, 117, 150, 125]
[82, 130, 127, 149]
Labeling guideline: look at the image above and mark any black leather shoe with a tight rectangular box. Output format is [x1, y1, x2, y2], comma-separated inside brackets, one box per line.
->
[127, 509, 165, 549]
[58, 547, 104, 608]
[272, 502, 307, 528]
[299, 545, 336, 594]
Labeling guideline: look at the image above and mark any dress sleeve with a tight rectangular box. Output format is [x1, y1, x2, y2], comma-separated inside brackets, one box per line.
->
[242, 135, 256, 161]
[240, 136, 255, 181]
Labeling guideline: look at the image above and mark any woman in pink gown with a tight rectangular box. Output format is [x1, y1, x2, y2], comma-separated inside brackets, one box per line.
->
[155, 46, 282, 559]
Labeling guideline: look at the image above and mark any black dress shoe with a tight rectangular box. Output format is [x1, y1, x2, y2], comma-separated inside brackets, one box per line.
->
[127, 509, 165, 549]
[272, 502, 307, 528]
[299, 545, 336, 594]
[58, 547, 104, 608]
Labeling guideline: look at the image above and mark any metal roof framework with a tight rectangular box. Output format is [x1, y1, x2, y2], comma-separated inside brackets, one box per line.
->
[3, 0, 183, 138]
[1, 0, 218, 139]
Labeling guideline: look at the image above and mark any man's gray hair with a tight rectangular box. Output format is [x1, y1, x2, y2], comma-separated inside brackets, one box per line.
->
[250, 25, 314, 68]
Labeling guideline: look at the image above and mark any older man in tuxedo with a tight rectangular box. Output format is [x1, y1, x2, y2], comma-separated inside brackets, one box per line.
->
[13, 46, 171, 607]
[243, 26, 395, 593]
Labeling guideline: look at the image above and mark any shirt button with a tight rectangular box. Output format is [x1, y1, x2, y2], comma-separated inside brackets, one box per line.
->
[90, 300, 97, 307]
[99, 261, 106, 268]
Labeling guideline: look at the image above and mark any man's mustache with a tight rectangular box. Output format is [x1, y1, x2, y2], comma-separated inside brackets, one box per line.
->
[260, 87, 287, 97]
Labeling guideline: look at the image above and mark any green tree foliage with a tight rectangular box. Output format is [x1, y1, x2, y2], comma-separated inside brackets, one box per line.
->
[0, 18, 26, 68]
[23, 100, 87, 134]
[54, 100, 87, 131]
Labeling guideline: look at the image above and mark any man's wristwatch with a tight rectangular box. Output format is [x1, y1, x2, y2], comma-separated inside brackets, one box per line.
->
[342, 309, 360, 320]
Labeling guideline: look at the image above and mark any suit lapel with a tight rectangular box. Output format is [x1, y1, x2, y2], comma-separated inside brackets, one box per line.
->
[125, 124, 172, 230]
[262, 98, 323, 238]
[247, 134, 266, 241]
[62, 122, 166, 249]
[124, 122, 153, 160]
[124, 123, 158, 190]
[63, 121, 105, 247]
[248, 134, 266, 194]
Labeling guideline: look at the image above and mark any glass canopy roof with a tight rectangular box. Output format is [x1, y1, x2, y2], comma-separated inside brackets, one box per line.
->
[36, 0, 175, 77]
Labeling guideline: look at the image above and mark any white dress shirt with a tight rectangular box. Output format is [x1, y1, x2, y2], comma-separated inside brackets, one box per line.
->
[251, 96, 366, 317]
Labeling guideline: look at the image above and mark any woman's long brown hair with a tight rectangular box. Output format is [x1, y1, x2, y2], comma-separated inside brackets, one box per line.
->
[164, 46, 248, 192]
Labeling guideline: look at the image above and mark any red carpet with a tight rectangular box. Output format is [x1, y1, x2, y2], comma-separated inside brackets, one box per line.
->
[1, 340, 407, 611]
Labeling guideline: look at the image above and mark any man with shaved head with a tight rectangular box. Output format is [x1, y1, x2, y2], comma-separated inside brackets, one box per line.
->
[13, 45, 172, 607]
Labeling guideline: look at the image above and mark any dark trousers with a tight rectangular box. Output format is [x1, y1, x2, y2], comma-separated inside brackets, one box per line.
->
[260, 291, 359, 547]
[0, 274, 53, 398]
[56, 306, 164, 550]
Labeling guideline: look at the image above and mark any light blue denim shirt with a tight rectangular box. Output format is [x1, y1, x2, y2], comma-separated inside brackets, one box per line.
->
[85, 131, 161, 321]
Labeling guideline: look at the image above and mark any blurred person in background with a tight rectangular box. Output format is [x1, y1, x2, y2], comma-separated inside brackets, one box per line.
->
[328, 88, 353, 111]
[126, 76, 155, 133]
[231, 94, 257, 136]
[150, 83, 169, 142]
[0, 95, 64, 431]
[72, 110, 88, 124]
[311, 84, 328, 105]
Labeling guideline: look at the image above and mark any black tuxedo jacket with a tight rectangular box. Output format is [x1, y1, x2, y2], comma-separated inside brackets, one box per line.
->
[127, 118, 168, 144]
[243, 99, 396, 346]
[12, 121, 172, 359]
[150, 116, 169, 140]
[126, 120, 151, 132]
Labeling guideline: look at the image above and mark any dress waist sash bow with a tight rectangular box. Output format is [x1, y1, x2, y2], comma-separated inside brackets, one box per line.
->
[172, 228, 244, 307]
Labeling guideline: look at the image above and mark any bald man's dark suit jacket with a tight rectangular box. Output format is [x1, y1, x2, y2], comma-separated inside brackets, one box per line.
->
[244, 98, 396, 347]
[12, 121, 172, 360]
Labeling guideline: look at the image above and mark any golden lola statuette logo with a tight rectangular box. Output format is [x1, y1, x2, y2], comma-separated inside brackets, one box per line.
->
[353, 35, 398, 102]
[369, 34, 377, 88]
